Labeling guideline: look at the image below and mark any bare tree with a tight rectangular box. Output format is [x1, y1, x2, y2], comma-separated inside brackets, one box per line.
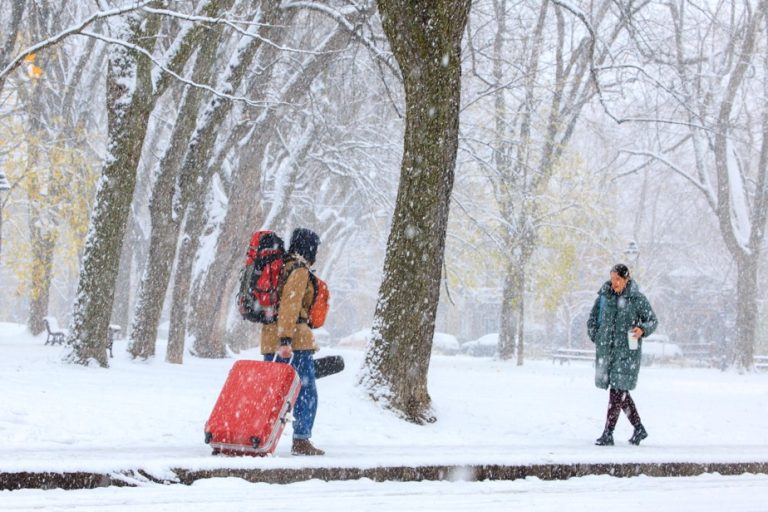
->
[165, 0, 294, 363]
[360, 0, 471, 423]
[127, 0, 238, 360]
[67, 2, 206, 366]
[615, 0, 768, 368]
[10, 3, 104, 336]
[187, 11, 360, 358]
[462, 0, 641, 364]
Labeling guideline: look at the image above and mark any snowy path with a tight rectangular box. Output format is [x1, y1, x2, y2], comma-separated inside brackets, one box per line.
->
[2, 322, 768, 508]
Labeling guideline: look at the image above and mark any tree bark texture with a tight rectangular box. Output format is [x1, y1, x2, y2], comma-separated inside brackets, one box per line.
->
[27, 230, 57, 336]
[66, 13, 162, 367]
[23, 91, 57, 336]
[361, 0, 470, 423]
[136, 0, 284, 361]
[127, 3, 231, 360]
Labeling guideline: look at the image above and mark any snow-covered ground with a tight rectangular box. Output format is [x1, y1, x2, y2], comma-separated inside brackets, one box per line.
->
[2, 321, 768, 510]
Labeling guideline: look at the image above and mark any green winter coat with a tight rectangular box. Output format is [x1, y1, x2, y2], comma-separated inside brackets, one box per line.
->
[587, 279, 658, 391]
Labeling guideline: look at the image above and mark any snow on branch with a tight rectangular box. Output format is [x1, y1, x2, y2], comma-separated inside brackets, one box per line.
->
[0, 0, 155, 82]
[593, 64, 710, 129]
[619, 149, 717, 208]
[142, 6, 333, 56]
[283, 0, 400, 78]
[548, 0, 611, 117]
[79, 31, 278, 108]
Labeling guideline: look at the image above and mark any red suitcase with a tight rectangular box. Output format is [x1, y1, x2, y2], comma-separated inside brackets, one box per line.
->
[204, 360, 301, 456]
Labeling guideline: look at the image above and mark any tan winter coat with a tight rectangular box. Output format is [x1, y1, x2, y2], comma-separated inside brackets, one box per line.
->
[260, 257, 317, 354]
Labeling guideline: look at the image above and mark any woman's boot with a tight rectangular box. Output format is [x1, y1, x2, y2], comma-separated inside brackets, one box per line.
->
[628, 424, 648, 445]
[595, 430, 614, 446]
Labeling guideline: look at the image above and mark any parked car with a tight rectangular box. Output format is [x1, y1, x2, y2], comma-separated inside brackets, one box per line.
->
[336, 328, 460, 355]
[641, 333, 683, 366]
[460, 333, 499, 357]
[337, 328, 372, 350]
[432, 332, 460, 355]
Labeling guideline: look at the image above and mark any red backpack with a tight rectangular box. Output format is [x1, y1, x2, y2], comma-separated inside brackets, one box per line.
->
[236, 231, 285, 324]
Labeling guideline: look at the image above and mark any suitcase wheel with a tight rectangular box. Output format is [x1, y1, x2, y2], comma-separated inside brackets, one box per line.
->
[204, 432, 213, 444]
[251, 436, 261, 449]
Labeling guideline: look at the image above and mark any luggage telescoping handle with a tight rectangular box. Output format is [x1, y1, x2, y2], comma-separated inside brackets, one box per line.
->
[274, 349, 294, 365]
[281, 400, 295, 424]
[275, 354, 297, 425]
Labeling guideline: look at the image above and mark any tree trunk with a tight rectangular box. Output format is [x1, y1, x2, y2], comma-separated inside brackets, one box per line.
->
[66, 13, 162, 367]
[28, 230, 56, 336]
[167, 195, 210, 363]
[189, 22, 349, 357]
[710, 4, 768, 369]
[515, 271, 525, 367]
[127, 0, 236, 360]
[361, 0, 470, 424]
[130, 0, 282, 361]
[497, 257, 517, 360]
[735, 254, 759, 369]
[110, 213, 138, 334]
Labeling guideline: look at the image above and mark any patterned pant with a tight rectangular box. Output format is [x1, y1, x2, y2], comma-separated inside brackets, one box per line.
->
[604, 388, 642, 431]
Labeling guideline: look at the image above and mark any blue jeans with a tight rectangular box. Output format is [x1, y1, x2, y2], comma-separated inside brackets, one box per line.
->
[264, 350, 318, 440]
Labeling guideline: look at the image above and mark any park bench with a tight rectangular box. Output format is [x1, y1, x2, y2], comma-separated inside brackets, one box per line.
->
[551, 348, 595, 365]
[679, 342, 716, 367]
[755, 355, 768, 371]
[43, 316, 67, 345]
[43, 317, 120, 358]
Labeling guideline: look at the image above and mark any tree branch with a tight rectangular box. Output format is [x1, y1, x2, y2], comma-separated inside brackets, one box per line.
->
[0, 0, 155, 82]
[79, 30, 276, 108]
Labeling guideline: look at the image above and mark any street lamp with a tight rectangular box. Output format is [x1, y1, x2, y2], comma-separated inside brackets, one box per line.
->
[0, 170, 10, 261]
[624, 240, 639, 272]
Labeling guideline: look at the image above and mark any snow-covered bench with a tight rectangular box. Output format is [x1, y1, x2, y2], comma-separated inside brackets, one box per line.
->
[43, 316, 67, 345]
[551, 348, 594, 364]
[755, 355, 768, 371]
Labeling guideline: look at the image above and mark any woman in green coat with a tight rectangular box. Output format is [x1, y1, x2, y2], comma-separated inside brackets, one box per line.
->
[587, 263, 658, 446]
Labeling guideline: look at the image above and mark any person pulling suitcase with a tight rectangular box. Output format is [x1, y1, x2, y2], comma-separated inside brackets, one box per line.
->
[261, 228, 327, 456]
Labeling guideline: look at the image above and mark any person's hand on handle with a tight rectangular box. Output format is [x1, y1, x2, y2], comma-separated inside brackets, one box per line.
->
[278, 337, 293, 359]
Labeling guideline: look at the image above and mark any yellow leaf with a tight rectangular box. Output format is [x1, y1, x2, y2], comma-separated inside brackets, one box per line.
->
[24, 53, 36, 63]
[28, 64, 43, 79]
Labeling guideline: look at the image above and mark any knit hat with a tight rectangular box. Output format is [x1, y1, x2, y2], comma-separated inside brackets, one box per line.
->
[288, 228, 320, 265]
[611, 263, 630, 279]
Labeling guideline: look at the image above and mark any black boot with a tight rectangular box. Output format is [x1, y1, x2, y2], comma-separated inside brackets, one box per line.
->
[629, 424, 648, 445]
[595, 430, 614, 446]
